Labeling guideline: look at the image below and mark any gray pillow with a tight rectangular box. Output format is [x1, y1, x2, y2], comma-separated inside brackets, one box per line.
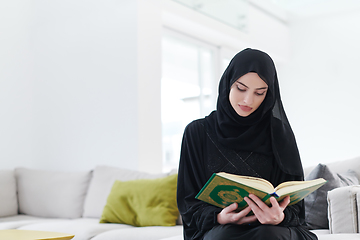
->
[304, 163, 359, 229]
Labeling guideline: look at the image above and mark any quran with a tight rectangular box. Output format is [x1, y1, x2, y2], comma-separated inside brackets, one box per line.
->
[195, 172, 326, 211]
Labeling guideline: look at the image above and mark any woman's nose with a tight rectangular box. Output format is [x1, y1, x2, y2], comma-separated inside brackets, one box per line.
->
[243, 93, 253, 105]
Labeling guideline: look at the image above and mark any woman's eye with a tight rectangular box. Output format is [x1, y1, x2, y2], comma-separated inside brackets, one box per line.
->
[255, 92, 266, 96]
[237, 86, 246, 92]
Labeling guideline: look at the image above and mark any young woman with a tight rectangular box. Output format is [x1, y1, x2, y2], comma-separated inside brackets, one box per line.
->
[177, 48, 317, 240]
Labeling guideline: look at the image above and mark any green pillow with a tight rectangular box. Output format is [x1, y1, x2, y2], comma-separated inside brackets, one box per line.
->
[99, 174, 179, 227]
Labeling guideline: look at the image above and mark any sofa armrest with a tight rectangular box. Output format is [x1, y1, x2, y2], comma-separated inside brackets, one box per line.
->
[357, 191, 360, 233]
[327, 185, 360, 233]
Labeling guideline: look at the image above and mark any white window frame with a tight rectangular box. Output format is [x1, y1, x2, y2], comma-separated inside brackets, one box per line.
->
[161, 28, 243, 171]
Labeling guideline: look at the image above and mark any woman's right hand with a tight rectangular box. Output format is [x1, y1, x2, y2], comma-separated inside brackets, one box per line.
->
[217, 203, 257, 225]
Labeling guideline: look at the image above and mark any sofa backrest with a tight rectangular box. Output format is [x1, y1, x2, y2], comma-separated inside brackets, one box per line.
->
[82, 165, 172, 219]
[304, 156, 360, 179]
[0, 170, 18, 217]
[15, 168, 92, 219]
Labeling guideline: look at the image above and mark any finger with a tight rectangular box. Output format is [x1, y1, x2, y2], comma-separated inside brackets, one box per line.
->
[233, 206, 257, 224]
[248, 194, 268, 209]
[244, 196, 255, 208]
[223, 202, 238, 214]
[269, 197, 280, 208]
[231, 205, 252, 222]
[279, 196, 290, 209]
[238, 214, 257, 225]
[238, 205, 252, 217]
[244, 196, 262, 216]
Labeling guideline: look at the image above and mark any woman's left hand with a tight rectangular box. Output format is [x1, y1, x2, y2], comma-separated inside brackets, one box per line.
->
[244, 194, 290, 225]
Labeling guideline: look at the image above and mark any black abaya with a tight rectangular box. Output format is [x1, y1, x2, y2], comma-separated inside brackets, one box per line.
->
[177, 119, 317, 240]
[177, 48, 317, 240]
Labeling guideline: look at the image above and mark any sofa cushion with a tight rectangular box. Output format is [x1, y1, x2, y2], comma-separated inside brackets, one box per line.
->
[0, 170, 18, 217]
[15, 168, 92, 219]
[0, 215, 57, 230]
[91, 225, 183, 240]
[18, 218, 132, 240]
[157, 236, 183, 240]
[311, 231, 360, 240]
[327, 185, 360, 233]
[99, 174, 178, 227]
[83, 165, 170, 218]
[304, 163, 359, 229]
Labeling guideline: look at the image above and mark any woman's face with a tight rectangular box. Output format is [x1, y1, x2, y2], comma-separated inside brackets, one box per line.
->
[229, 72, 268, 117]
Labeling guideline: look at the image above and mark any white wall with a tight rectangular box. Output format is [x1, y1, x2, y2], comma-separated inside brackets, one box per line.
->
[162, 0, 289, 63]
[0, 0, 291, 173]
[0, 0, 162, 172]
[163, 1, 360, 168]
[279, 11, 360, 167]
[1, 0, 358, 173]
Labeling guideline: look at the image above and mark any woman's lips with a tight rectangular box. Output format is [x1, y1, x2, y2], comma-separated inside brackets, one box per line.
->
[239, 105, 252, 112]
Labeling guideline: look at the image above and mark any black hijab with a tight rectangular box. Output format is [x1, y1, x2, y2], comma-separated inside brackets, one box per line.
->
[205, 48, 303, 176]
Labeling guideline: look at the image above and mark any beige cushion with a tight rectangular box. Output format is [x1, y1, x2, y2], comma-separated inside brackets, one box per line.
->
[82, 165, 170, 218]
[327, 185, 360, 233]
[16, 168, 92, 218]
[0, 170, 18, 217]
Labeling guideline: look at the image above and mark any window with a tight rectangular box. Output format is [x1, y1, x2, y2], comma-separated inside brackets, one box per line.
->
[161, 29, 239, 172]
[161, 30, 218, 172]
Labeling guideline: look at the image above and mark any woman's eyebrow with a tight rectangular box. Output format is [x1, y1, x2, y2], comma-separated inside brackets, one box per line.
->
[256, 87, 268, 90]
[237, 82, 248, 88]
[237, 81, 268, 90]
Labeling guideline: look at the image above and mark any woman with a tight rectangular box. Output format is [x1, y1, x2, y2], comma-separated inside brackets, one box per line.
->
[177, 48, 317, 240]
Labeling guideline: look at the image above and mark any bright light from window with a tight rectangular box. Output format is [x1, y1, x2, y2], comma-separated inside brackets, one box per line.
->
[161, 32, 217, 172]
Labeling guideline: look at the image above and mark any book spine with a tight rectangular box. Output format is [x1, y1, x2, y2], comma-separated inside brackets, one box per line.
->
[195, 173, 217, 199]
[270, 192, 279, 198]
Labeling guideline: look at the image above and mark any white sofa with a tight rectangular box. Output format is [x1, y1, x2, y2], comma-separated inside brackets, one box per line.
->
[0, 157, 360, 240]
[302, 157, 360, 240]
[0, 166, 183, 240]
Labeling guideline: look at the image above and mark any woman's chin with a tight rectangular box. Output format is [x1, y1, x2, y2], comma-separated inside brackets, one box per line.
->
[236, 110, 252, 117]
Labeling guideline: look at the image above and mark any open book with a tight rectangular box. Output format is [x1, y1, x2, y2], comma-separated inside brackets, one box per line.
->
[195, 172, 327, 211]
